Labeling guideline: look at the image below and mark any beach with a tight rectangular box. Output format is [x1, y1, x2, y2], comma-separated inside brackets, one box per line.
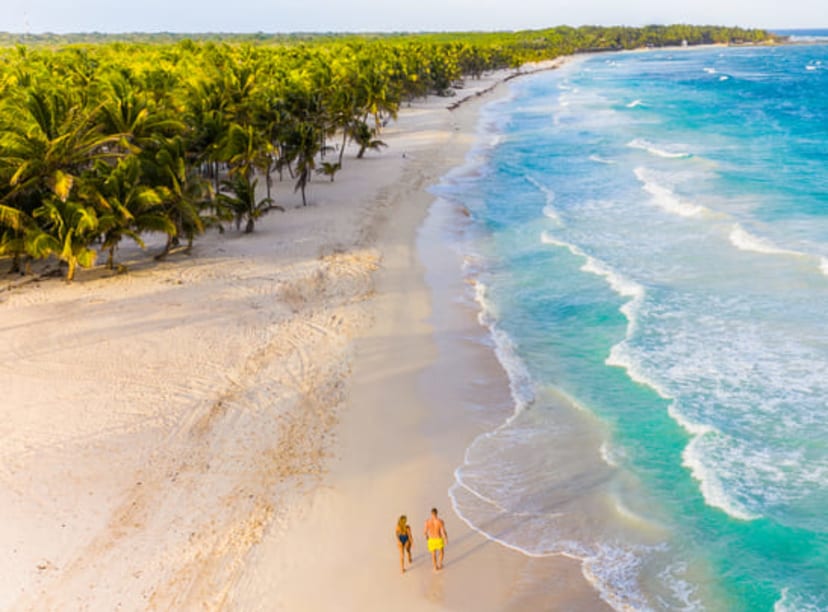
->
[0, 58, 608, 610]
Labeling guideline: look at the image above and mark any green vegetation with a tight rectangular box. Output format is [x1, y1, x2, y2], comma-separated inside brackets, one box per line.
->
[0, 25, 775, 280]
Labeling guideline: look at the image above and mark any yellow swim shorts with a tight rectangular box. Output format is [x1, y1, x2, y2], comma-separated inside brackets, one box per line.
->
[427, 537, 444, 552]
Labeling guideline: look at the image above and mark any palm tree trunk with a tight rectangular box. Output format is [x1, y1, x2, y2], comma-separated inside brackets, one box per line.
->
[9, 252, 21, 274]
[338, 129, 348, 166]
[156, 234, 174, 260]
[66, 256, 77, 282]
[299, 170, 308, 207]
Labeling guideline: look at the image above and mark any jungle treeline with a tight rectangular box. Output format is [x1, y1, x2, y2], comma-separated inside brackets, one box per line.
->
[0, 25, 775, 280]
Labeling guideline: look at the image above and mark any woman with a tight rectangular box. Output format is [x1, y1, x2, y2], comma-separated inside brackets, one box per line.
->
[395, 515, 413, 573]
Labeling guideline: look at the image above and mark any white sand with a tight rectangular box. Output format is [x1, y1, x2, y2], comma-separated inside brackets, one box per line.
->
[1, 59, 609, 610]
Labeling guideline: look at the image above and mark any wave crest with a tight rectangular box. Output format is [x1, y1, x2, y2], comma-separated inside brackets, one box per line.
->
[628, 138, 692, 159]
[634, 167, 711, 218]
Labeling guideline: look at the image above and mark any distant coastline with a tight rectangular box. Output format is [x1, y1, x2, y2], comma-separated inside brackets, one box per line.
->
[770, 28, 828, 43]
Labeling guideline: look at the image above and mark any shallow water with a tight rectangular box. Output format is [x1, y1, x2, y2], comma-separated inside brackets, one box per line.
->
[432, 43, 828, 610]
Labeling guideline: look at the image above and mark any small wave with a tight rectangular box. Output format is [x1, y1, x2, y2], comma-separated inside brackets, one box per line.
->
[473, 281, 535, 417]
[605, 344, 670, 400]
[606, 343, 761, 524]
[703, 67, 717, 74]
[525, 175, 562, 225]
[728, 224, 802, 257]
[719, 75, 730, 81]
[591, 253, 763, 524]
[541, 231, 585, 261]
[626, 99, 645, 108]
[671, 405, 761, 522]
[730, 226, 828, 277]
[450, 478, 656, 611]
[658, 563, 703, 611]
[488, 134, 504, 148]
[589, 154, 616, 165]
[541, 232, 645, 330]
[581, 257, 645, 302]
[542, 206, 562, 224]
[612, 496, 654, 528]
[581, 543, 655, 611]
[600, 441, 621, 467]
[634, 167, 711, 218]
[774, 586, 828, 611]
[628, 138, 692, 159]
[539, 234, 643, 298]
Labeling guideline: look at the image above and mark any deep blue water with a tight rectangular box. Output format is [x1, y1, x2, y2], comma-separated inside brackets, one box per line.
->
[436, 44, 828, 610]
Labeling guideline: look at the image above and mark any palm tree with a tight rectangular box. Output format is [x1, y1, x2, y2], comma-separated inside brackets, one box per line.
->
[0, 204, 34, 274]
[148, 136, 213, 258]
[95, 157, 174, 269]
[217, 174, 280, 233]
[1, 86, 123, 201]
[99, 73, 184, 151]
[31, 195, 100, 282]
[285, 121, 324, 207]
[351, 120, 388, 159]
[316, 161, 341, 182]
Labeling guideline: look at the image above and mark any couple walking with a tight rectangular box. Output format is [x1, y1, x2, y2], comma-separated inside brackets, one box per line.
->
[395, 508, 448, 573]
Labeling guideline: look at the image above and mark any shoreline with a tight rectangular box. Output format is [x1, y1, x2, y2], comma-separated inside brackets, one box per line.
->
[0, 58, 608, 609]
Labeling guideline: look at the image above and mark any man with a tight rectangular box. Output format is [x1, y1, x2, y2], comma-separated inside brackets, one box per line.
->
[424, 507, 448, 571]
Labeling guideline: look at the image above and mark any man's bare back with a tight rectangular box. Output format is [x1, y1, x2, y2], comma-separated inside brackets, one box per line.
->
[424, 508, 448, 570]
[425, 516, 446, 539]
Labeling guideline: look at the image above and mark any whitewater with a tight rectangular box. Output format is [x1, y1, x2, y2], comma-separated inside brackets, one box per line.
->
[433, 42, 828, 610]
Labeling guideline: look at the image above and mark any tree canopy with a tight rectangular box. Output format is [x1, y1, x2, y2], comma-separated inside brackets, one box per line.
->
[0, 25, 776, 280]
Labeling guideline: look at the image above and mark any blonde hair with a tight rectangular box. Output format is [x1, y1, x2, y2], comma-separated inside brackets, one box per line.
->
[397, 515, 408, 532]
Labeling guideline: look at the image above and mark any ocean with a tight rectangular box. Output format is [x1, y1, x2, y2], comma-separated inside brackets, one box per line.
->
[430, 42, 828, 610]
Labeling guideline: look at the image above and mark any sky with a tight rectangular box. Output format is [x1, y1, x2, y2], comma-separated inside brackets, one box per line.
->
[1, 0, 823, 34]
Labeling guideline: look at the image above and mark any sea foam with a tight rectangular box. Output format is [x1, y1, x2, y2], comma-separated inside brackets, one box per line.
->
[634, 167, 711, 218]
[774, 587, 828, 612]
[728, 224, 802, 257]
[628, 138, 692, 159]
[728, 225, 828, 278]
[678, 420, 760, 521]
[473, 281, 535, 417]
[450, 477, 657, 611]
[525, 175, 563, 225]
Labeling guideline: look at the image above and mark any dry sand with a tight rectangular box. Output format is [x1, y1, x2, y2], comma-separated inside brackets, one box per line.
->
[1, 58, 610, 610]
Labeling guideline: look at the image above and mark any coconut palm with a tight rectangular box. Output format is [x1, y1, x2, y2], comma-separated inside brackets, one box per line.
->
[30, 195, 100, 282]
[351, 120, 388, 159]
[95, 157, 174, 269]
[147, 136, 213, 258]
[0, 85, 123, 202]
[217, 174, 281, 233]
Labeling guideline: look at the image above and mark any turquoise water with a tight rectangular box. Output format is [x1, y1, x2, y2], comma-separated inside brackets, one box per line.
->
[436, 44, 828, 610]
